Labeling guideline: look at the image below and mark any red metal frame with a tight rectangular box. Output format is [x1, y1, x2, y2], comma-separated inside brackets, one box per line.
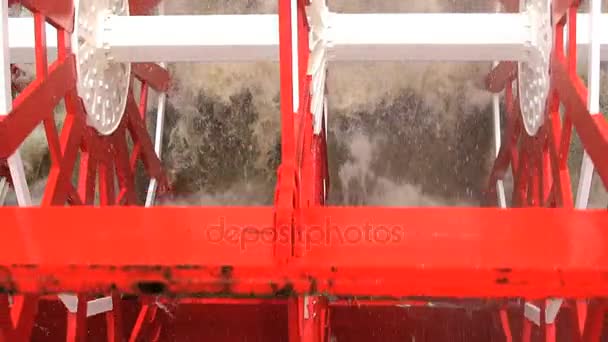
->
[1, 0, 170, 340]
[1, 0, 608, 341]
[485, 0, 608, 340]
[1, 206, 608, 298]
[0, 0, 169, 205]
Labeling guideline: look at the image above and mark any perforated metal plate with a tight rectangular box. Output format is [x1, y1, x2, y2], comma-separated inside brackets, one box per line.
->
[72, 0, 131, 135]
[518, 0, 552, 136]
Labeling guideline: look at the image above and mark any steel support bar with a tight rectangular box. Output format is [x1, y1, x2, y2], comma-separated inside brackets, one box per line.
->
[0, 207, 607, 299]
[7, 13, 608, 64]
[328, 13, 530, 62]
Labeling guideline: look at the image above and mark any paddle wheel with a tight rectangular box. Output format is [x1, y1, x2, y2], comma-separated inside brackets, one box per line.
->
[0, 0, 607, 340]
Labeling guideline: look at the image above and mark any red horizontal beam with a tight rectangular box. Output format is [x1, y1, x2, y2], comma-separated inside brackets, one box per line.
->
[0, 207, 607, 299]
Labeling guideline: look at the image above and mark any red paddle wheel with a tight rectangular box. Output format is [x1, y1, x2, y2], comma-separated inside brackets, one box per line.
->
[0, 0, 170, 340]
[0, 0, 607, 341]
[486, 0, 608, 340]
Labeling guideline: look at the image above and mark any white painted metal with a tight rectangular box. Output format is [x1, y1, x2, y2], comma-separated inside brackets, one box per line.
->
[492, 62, 507, 209]
[104, 15, 278, 63]
[328, 13, 530, 62]
[145, 3, 168, 208]
[575, 0, 602, 210]
[145, 86, 167, 207]
[524, 302, 541, 326]
[106, 13, 529, 62]
[7, 17, 57, 63]
[517, 0, 552, 136]
[8, 13, 608, 64]
[58, 293, 113, 317]
[72, 0, 131, 135]
[145, 1, 167, 207]
[290, 0, 299, 113]
[307, 0, 330, 135]
[524, 299, 563, 326]
[0, 1, 31, 207]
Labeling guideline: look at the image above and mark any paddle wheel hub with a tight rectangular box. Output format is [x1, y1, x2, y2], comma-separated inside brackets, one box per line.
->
[73, 0, 130, 135]
[518, 0, 553, 136]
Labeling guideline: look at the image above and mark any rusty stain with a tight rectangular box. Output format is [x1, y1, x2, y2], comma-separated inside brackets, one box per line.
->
[86, 264, 117, 271]
[308, 276, 318, 294]
[219, 265, 234, 294]
[0, 266, 17, 294]
[122, 293, 138, 300]
[10, 264, 37, 269]
[122, 265, 163, 272]
[270, 282, 295, 297]
[0, 284, 17, 295]
[220, 265, 234, 277]
[175, 264, 203, 270]
[163, 268, 172, 282]
[136, 281, 167, 295]
[330, 266, 338, 273]
[495, 277, 509, 284]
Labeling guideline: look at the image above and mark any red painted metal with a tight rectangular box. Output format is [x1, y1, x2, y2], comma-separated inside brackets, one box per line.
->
[20, 0, 74, 32]
[0, 1, 168, 205]
[1, 1, 170, 340]
[132, 63, 170, 92]
[274, 0, 299, 267]
[500, 0, 518, 12]
[0, 206, 607, 298]
[485, 0, 608, 340]
[485, 61, 517, 93]
[129, 0, 163, 15]
[0, 55, 76, 159]
[0, 295, 38, 341]
[0, 161, 9, 186]
[485, 2, 608, 207]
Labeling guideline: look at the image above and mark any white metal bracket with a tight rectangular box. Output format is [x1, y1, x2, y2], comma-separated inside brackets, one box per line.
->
[58, 294, 114, 317]
[306, 0, 331, 135]
[524, 299, 563, 325]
